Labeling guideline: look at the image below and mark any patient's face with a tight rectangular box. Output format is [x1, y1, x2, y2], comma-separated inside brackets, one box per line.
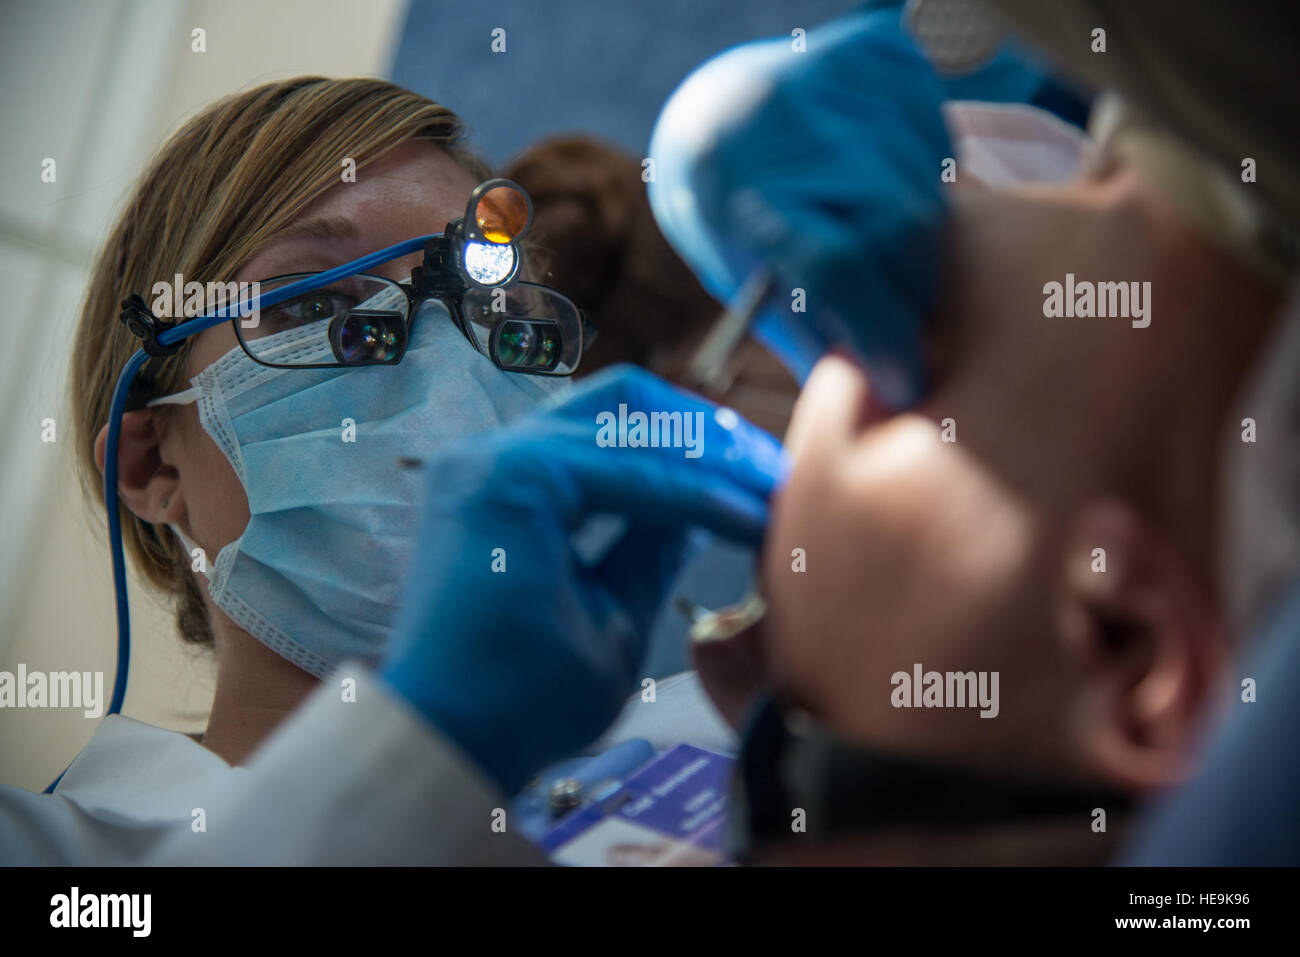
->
[760, 351, 1071, 775]
[754, 166, 1261, 786]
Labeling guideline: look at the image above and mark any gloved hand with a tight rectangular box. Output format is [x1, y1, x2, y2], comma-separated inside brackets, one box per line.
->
[377, 365, 788, 794]
[647, 5, 952, 408]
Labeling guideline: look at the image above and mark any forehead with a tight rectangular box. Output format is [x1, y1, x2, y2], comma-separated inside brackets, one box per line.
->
[237, 141, 480, 284]
[187, 143, 479, 379]
[297, 141, 479, 233]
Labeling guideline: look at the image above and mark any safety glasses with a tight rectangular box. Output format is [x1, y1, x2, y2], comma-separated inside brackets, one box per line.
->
[233, 272, 587, 375]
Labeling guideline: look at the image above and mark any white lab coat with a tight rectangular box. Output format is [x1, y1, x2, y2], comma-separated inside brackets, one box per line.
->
[0, 666, 734, 865]
[1, 667, 541, 864]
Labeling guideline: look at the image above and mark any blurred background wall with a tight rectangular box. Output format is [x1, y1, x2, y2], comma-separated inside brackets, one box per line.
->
[391, 0, 846, 165]
[0, 0, 844, 790]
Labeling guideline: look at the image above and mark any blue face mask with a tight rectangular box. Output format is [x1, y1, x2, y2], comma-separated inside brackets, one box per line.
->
[153, 299, 567, 677]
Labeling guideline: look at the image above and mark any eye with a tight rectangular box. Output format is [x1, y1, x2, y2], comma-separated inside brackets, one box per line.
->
[262, 292, 357, 330]
[298, 293, 336, 321]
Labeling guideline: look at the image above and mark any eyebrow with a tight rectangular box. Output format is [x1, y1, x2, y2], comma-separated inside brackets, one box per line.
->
[268, 215, 362, 244]
[242, 215, 367, 280]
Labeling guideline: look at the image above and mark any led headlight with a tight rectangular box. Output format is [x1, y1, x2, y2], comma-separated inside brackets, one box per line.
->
[461, 240, 517, 286]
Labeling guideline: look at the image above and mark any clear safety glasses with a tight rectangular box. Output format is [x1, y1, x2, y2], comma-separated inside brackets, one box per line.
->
[235, 271, 586, 375]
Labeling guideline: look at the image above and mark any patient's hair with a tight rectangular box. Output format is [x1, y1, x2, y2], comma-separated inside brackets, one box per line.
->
[69, 77, 491, 648]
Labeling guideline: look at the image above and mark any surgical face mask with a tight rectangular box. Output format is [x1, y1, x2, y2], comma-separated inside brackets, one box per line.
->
[152, 299, 567, 677]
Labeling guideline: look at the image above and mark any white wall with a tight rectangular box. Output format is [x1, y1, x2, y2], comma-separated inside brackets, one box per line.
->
[0, 0, 407, 790]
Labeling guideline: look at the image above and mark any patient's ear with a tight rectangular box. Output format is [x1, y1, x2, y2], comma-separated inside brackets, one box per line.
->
[93, 410, 181, 524]
[1057, 500, 1226, 793]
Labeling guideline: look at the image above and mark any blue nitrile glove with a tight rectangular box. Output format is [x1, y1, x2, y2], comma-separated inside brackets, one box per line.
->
[648, 5, 952, 408]
[377, 365, 789, 795]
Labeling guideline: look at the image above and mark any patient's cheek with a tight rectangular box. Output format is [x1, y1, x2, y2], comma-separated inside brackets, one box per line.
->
[758, 458, 854, 711]
[755, 418, 995, 734]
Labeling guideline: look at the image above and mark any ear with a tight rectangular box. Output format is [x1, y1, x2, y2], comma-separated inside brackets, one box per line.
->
[1057, 499, 1226, 793]
[93, 409, 182, 525]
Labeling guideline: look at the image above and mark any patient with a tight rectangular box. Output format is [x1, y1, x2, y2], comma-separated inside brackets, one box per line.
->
[696, 131, 1288, 864]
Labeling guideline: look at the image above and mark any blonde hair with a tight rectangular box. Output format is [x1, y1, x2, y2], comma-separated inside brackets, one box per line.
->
[69, 77, 491, 647]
